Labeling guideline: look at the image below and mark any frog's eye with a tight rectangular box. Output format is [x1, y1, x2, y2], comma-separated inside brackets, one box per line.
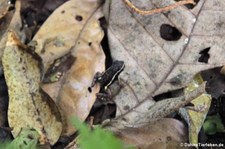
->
[97, 76, 102, 81]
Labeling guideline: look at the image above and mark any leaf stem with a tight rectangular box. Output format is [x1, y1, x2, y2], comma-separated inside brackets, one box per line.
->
[123, 0, 195, 15]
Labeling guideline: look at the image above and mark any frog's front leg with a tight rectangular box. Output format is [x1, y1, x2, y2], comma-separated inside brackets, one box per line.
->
[91, 72, 105, 87]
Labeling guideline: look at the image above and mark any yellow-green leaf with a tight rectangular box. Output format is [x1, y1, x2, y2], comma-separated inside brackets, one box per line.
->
[179, 74, 212, 147]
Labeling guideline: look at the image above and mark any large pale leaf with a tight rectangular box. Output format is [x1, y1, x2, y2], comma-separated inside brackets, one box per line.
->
[2, 31, 62, 145]
[113, 118, 188, 149]
[104, 0, 225, 126]
[33, 0, 105, 135]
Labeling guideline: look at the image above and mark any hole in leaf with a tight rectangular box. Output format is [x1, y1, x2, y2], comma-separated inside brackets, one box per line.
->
[153, 88, 183, 102]
[160, 24, 182, 41]
[174, 0, 200, 9]
[23, 140, 27, 145]
[185, 102, 194, 107]
[75, 15, 83, 21]
[198, 47, 210, 63]
[28, 134, 34, 140]
[167, 136, 172, 141]
[88, 87, 92, 93]
[123, 105, 130, 110]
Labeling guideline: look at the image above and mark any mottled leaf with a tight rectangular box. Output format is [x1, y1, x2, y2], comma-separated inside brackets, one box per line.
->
[2, 31, 62, 145]
[0, 1, 23, 63]
[0, 0, 10, 19]
[104, 0, 225, 126]
[33, 0, 105, 135]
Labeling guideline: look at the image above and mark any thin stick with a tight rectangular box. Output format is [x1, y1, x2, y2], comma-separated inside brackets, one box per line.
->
[123, 0, 195, 15]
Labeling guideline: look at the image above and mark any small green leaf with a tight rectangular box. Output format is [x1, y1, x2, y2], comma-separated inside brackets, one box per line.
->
[203, 114, 225, 135]
[71, 118, 134, 149]
[0, 128, 39, 149]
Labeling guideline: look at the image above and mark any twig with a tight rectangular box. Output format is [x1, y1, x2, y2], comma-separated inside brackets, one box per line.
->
[123, 0, 195, 15]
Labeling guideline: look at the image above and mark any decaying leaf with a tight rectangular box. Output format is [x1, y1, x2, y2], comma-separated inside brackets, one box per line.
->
[0, 1, 23, 63]
[0, 0, 10, 19]
[2, 31, 62, 145]
[33, 0, 105, 135]
[0, 0, 12, 36]
[112, 118, 188, 149]
[179, 74, 211, 146]
[32, 0, 104, 72]
[104, 0, 225, 126]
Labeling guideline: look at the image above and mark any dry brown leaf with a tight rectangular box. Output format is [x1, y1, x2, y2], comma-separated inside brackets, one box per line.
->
[0, 0, 10, 19]
[32, 0, 104, 72]
[0, 1, 24, 63]
[104, 0, 225, 126]
[112, 118, 188, 149]
[2, 31, 62, 145]
[33, 0, 105, 135]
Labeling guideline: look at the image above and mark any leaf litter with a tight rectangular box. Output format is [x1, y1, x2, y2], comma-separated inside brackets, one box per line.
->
[0, 0, 224, 148]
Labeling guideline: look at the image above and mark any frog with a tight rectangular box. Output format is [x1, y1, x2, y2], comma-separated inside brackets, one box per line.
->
[89, 60, 125, 101]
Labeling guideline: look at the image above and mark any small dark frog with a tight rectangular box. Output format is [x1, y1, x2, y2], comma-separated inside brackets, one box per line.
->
[89, 60, 125, 100]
